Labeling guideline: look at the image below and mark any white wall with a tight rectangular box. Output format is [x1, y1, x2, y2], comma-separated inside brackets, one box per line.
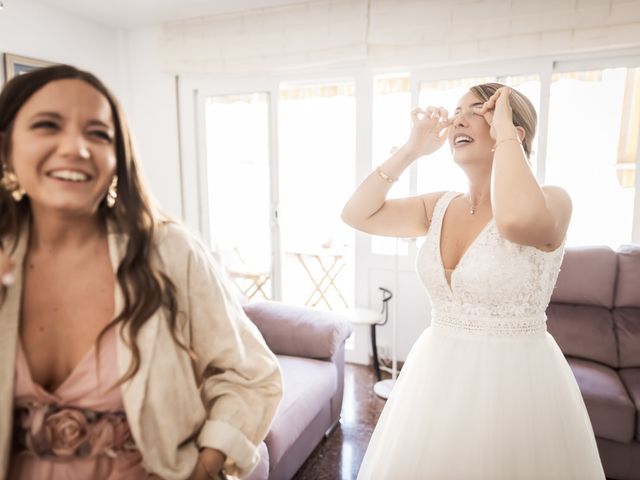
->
[0, 0, 126, 102]
[160, 0, 640, 74]
[124, 27, 183, 219]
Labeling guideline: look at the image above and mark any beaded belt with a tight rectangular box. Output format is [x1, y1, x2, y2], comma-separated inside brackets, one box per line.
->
[13, 401, 137, 459]
[430, 311, 547, 338]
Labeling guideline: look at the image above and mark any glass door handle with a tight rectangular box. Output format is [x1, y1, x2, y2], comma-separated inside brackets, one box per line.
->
[270, 203, 279, 227]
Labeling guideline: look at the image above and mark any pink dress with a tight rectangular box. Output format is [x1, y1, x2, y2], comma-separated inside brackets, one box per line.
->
[9, 328, 151, 480]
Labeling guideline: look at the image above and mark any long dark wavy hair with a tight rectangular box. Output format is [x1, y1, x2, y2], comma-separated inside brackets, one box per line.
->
[0, 64, 190, 384]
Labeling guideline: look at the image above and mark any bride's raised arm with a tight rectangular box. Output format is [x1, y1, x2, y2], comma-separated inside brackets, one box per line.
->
[479, 87, 572, 250]
[341, 106, 451, 238]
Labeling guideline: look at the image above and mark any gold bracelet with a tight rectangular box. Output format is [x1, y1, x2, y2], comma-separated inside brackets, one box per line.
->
[376, 168, 397, 183]
[493, 137, 521, 150]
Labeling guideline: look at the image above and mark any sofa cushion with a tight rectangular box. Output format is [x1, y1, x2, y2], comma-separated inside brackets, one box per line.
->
[615, 308, 640, 368]
[568, 358, 635, 443]
[547, 304, 617, 367]
[615, 245, 640, 308]
[244, 301, 352, 359]
[619, 368, 640, 442]
[265, 355, 337, 469]
[551, 246, 617, 308]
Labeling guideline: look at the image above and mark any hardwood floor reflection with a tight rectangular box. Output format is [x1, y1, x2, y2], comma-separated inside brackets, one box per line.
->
[293, 363, 389, 480]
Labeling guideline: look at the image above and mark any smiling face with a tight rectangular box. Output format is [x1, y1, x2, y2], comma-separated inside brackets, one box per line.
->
[8, 78, 116, 217]
[448, 90, 494, 165]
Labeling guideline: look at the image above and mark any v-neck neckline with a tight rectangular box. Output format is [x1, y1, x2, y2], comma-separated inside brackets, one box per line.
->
[17, 335, 98, 399]
[14, 220, 119, 400]
[437, 192, 494, 294]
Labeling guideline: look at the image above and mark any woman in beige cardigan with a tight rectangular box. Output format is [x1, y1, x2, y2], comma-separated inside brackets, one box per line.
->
[0, 65, 282, 480]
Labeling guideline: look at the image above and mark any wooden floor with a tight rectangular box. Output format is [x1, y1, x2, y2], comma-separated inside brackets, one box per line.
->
[292, 363, 388, 480]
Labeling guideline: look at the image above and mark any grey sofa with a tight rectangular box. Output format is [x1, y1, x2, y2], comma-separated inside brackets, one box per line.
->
[546, 244, 640, 480]
[242, 301, 352, 480]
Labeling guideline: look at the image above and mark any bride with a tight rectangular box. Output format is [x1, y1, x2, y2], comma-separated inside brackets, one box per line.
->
[341, 84, 605, 479]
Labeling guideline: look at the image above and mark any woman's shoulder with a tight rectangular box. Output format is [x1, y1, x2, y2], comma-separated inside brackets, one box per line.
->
[153, 220, 207, 258]
[420, 190, 455, 207]
[153, 221, 230, 289]
[419, 190, 453, 224]
[108, 218, 216, 273]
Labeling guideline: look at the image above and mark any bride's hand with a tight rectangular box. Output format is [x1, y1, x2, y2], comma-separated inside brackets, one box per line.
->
[475, 87, 517, 140]
[403, 106, 452, 159]
[0, 250, 15, 286]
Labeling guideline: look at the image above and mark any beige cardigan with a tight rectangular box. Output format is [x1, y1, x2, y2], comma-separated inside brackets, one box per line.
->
[0, 222, 283, 480]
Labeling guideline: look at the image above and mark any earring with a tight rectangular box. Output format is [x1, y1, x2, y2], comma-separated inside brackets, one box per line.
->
[106, 175, 118, 208]
[1, 169, 26, 202]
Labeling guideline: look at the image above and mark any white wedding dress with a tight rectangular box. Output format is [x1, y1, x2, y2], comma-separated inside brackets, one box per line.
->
[357, 191, 605, 480]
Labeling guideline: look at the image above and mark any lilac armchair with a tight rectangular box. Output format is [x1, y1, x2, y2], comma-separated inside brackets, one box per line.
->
[242, 301, 352, 480]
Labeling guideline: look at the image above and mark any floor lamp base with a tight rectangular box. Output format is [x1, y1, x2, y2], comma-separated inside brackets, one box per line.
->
[373, 378, 396, 400]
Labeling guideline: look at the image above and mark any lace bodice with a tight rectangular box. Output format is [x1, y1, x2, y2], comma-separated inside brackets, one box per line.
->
[416, 191, 565, 337]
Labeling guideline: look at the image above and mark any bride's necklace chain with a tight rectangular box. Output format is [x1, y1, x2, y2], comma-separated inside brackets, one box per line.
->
[464, 193, 489, 215]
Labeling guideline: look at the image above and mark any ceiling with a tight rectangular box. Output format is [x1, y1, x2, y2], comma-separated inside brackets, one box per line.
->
[28, 0, 308, 29]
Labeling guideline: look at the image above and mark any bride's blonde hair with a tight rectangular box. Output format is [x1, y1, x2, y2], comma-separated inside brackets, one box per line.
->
[470, 83, 537, 159]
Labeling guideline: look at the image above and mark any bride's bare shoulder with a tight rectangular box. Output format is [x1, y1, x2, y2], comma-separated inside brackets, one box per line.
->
[419, 191, 451, 226]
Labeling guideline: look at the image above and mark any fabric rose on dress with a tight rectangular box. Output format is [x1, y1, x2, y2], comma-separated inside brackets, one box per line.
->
[44, 408, 90, 457]
[14, 402, 134, 459]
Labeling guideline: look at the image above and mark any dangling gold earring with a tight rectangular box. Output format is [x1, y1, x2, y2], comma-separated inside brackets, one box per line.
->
[1, 169, 26, 202]
[106, 175, 118, 208]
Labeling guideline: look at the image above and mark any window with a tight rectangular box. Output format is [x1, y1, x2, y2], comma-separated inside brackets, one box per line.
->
[546, 67, 638, 246]
[279, 81, 356, 309]
[203, 92, 273, 301]
[371, 74, 411, 255]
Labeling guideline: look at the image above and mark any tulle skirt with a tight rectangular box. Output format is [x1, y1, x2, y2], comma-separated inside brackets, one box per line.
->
[357, 324, 605, 480]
